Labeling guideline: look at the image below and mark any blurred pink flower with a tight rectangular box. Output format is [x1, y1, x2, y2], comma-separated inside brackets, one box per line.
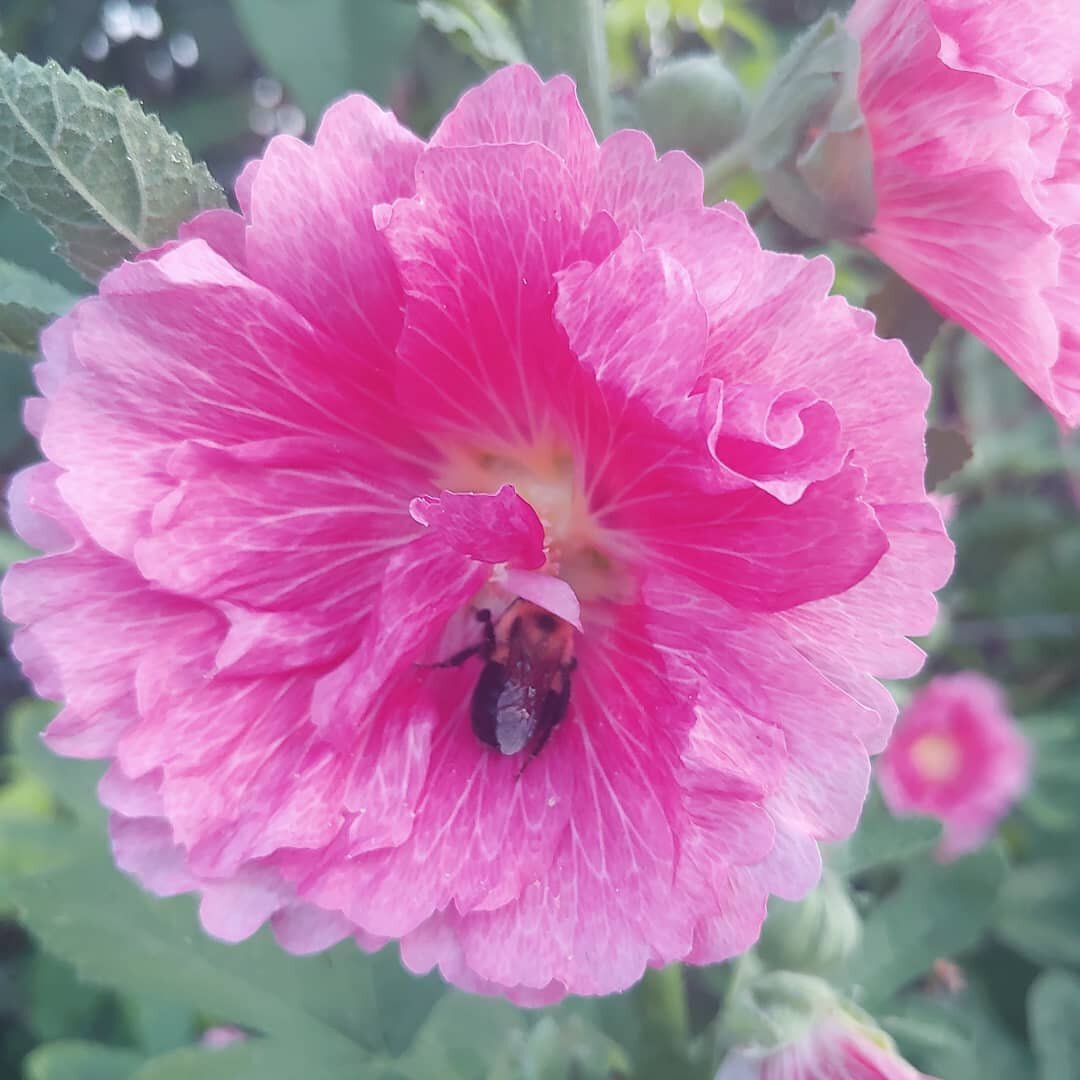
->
[2, 66, 951, 1001]
[718, 1013, 937, 1079]
[199, 1026, 247, 1049]
[849, 0, 1080, 426]
[878, 673, 1030, 859]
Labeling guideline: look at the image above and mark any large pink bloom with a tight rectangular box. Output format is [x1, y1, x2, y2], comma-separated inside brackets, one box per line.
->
[2, 66, 951, 1001]
[878, 672, 1029, 860]
[849, 0, 1080, 425]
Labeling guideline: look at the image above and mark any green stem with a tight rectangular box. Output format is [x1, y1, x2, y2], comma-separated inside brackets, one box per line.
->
[632, 964, 693, 1079]
[702, 139, 750, 203]
[518, 0, 612, 137]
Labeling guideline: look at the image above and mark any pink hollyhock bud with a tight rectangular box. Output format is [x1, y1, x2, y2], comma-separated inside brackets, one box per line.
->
[200, 1026, 247, 1049]
[718, 972, 937, 1079]
[878, 673, 1030, 860]
[847, 0, 1080, 426]
[2, 65, 951, 1001]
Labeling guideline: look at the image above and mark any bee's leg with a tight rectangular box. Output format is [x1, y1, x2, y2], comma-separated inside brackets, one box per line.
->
[421, 609, 494, 668]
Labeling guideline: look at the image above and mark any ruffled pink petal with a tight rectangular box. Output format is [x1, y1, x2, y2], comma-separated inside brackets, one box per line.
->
[1047, 226, 1080, 421]
[590, 128, 703, 230]
[651, 206, 933, 505]
[245, 94, 422, 353]
[98, 762, 164, 817]
[3, 546, 211, 748]
[555, 232, 708, 417]
[850, 0, 1080, 425]
[271, 902, 353, 954]
[707, 383, 847, 504]
[111, 816, 197, 897]
[134, 436, 427, 671]
[644, 577, 875, 841]
[430, 64, 596, 180]
[234, 158, 259, 215]
[777, 502, 954, 752]
[299, 668, 579, 936]
[926, 0, 1080, 94]
[6, 463, 79, 553]
[410, 484, 546, 568]
[142, 208, 248, 270]
[863, 171, 1063, 412]
[615, 463, 888, 613]
[428, 619, 698, 995]
[384, 142, 601, 442]
[309, 534, 487, 749]
[41, 242, 415, 559]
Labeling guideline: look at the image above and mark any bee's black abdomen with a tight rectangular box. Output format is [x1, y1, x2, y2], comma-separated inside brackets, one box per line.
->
[470, 660, 508, 749]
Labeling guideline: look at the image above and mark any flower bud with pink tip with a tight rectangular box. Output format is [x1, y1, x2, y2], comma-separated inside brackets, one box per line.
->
[718, 972, 938, 1079]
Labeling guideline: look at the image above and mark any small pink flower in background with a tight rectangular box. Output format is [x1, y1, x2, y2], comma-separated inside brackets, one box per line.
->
[199, 1026, 247, 1050]
[848, 0, 1080, 426]
[2, 64, 951, 1000]
[717, 1013, 937, 1080]
[879, 673, 1030, 860]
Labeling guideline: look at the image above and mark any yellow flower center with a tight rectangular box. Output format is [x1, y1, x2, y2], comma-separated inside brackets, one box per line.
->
[909, 733, 961, 782]
[441, 442, 630, 603]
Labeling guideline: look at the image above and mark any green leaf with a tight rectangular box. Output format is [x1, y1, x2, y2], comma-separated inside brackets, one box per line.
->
[123, 995, 194, 1057]
[418, 0, 525, 67]
[885, 987, 1035, 1080]
[229, 0, 419, 118]
[838, 845, 1007, 1006]
[0, 52, 226, 281]
[827, 785, 942, 878]
[996, 859, 1080, 967]
[23, 1041, 144, 1080]
[134, 1041, 382, 1080]
[7, 698, 107, 832]
[0, 256, 74, 353]
[494, 1014, 632, 1080]
[0, 527, 35, 566]
[395, 995, 526, 1080]
[7, 856, 376, 1065]
[4, 845, 454, 1071]
[21, 952, 113, 1045]
[1029, 970, 1080, 1080]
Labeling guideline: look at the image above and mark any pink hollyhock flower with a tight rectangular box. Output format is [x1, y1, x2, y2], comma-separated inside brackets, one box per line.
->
[878, 673, 1030, 860]
[2, 65, 951, 1001]
[717, 1015, 936, 1080]
[848, 0, 1080, 426]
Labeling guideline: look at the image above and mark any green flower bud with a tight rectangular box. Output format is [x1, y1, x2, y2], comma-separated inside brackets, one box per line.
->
[744, 13, 876, 240]
[720, 974, 923, 1078]
[724, 970, 839, 1052]
[756, 868, 862, 975]
[636, 54, 749, 160]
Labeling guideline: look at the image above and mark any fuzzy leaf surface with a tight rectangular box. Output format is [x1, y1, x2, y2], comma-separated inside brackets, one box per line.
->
[0, 52, 225, 281]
